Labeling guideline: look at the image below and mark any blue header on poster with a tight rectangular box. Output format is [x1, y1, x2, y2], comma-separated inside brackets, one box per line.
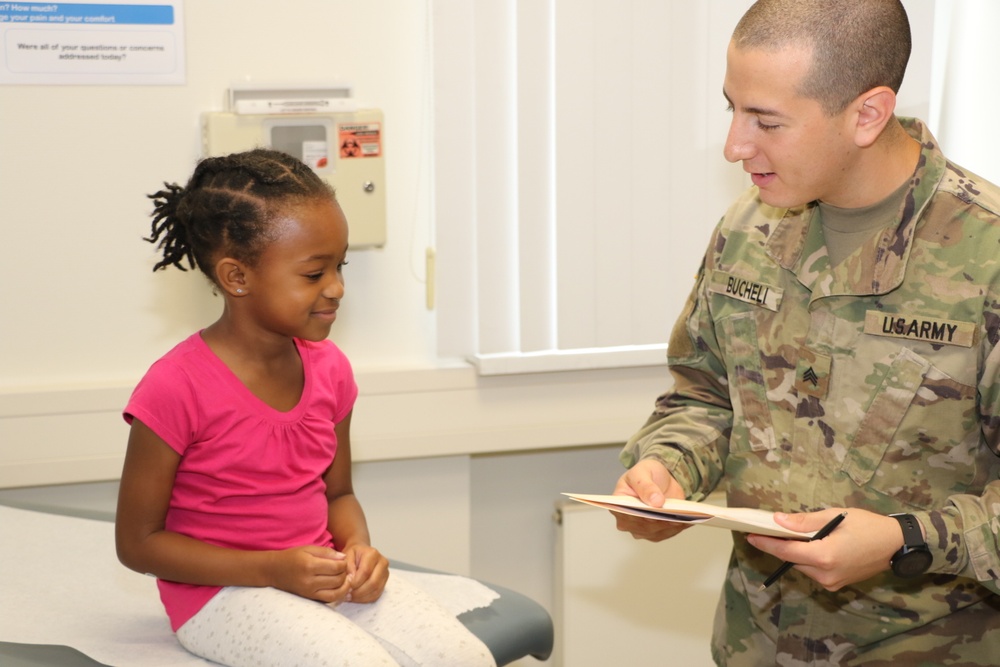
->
[0, 3, 175, 25]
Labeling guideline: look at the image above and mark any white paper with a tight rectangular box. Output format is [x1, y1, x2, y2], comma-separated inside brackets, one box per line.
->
[563, 493, 817, 540]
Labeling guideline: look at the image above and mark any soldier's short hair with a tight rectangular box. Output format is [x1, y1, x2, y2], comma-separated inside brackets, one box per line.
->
[732, 0, 911, 115]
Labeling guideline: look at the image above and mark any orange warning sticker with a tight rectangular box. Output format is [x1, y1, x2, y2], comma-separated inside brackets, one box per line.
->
[339, 123, 382, 159]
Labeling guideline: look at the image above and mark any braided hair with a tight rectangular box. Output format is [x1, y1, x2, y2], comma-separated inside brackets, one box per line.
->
[145, 148, 335, 281]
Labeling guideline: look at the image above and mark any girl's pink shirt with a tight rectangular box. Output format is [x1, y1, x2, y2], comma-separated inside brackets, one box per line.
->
[123, 332, 358, 631]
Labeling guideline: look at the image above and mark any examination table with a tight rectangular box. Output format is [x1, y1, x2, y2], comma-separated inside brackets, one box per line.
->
[0, 488, 553, 666]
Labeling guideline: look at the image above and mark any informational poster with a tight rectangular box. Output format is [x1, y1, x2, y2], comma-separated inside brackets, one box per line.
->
[0, 1, 184, 84]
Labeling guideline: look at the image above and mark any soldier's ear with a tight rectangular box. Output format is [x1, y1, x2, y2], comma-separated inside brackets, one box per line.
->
[852, 87, 896, 148]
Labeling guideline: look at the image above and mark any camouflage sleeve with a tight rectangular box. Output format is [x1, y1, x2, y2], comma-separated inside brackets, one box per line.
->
[918, 336, 1000, 594]
[620, 249, 734, 502]
[919, 486, 1000, 596]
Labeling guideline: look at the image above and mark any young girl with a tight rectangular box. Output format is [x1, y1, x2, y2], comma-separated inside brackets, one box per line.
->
[116, 149, 495, 667]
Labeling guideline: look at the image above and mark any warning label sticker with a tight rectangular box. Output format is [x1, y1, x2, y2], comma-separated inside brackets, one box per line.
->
[339, 123, 381, 159]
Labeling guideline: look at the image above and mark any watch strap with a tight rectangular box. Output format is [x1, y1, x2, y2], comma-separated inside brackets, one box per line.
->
[890, 513, 925, 548]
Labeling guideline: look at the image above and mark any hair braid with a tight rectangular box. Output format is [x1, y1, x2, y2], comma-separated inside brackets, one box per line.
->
[144, 149, 335, 282]
[146, 181, 196, 271]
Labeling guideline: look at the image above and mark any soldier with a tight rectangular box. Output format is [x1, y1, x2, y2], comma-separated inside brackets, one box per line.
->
[614, 1, 1000, 664]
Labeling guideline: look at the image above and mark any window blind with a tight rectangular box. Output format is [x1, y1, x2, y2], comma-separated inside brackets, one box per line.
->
[432, 0, 934, 375]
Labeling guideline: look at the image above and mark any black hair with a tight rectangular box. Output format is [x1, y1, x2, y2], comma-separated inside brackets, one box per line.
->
[145, 148, 335, 281]
[733, 0, 911, 115]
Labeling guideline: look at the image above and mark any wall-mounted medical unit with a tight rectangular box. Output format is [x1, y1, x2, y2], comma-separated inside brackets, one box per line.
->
[201, 84, 387, 247]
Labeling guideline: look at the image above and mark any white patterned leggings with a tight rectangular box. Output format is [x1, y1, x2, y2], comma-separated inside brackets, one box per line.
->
[175, 576, 496, 667]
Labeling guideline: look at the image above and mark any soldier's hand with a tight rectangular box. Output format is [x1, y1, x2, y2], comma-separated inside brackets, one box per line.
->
[747, 508, 907, 590]
[612, 458, 691, 542]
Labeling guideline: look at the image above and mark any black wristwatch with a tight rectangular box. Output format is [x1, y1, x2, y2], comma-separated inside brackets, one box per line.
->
[888, 513, 932, 578]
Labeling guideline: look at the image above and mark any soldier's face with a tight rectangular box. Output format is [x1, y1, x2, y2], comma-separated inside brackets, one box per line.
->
[722, 41, 859, 208]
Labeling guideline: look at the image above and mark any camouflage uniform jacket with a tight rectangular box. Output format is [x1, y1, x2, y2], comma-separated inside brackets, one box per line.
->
[621, 118, 1000, 665]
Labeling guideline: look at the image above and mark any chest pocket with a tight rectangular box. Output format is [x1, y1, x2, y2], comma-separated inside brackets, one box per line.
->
[842, 347, 930, 486]
[840, 344, 979, 507]
[721, 312, 776, 452]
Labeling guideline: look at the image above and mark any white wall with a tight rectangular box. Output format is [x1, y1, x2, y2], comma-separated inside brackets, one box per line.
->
[0, 1, 437, 394]
[554, 499, 732, 667]
[931, 0, 1000, 185]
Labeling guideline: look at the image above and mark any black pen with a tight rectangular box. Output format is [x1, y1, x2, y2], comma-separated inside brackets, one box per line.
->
[757, 511, 848, 591]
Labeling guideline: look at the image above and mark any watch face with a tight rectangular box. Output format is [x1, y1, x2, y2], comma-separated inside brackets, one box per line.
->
[893, 548, 933, 578]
